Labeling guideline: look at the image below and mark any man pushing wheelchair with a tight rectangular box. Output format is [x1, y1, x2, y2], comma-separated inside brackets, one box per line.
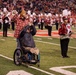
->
[13, 8, 40, 66]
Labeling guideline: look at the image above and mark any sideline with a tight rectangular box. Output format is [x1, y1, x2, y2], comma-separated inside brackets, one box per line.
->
[35, 40, 76, 49]
[0, 54, 54, 75]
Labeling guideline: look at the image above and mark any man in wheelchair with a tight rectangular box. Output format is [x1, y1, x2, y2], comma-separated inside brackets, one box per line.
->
[18, 25, 39, 63]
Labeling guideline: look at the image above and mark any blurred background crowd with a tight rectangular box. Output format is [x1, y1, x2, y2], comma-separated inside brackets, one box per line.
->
[0, 0, 76, 15]
[0, 0, 76, 36]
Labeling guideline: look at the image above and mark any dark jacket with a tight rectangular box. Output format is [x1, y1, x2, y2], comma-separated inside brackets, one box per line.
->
[19, 25, 36, 48]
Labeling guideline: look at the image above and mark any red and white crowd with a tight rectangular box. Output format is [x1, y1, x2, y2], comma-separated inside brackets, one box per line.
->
[0, 0, 76, 31]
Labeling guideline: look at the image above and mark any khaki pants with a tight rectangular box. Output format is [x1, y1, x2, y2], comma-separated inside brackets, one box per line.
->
[23, 46, 39, 55]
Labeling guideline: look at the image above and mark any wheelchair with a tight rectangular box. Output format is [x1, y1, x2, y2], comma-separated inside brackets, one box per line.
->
[13, 47, 40, 67]
[13, 25, 40, 67]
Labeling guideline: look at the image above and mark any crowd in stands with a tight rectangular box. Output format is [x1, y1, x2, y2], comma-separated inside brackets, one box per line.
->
[0, 0, 76, 33]
[0, 0, 76, 15]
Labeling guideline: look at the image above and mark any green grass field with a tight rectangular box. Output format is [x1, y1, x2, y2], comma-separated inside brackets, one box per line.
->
[0, 25, 76, 75]
[0, 35, 76, 75]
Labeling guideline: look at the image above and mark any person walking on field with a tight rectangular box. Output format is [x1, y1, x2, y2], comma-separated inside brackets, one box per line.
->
[58, 17, 72, 58]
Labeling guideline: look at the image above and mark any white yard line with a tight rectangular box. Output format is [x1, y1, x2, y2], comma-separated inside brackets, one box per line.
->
[0, 54, 54, 75]
[35, 40, 76, 49]
[0, 54, 13, 61]
[6, 70, 33, 75]
[50, 66, 76, 75]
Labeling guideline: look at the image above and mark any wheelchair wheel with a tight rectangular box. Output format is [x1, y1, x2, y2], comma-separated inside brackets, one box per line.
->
[13, 49, 22, 66]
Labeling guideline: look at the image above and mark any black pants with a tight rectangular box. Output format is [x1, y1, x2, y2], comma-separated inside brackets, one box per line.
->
[3, 31, 7, 37]
[41, 22, 44, 30]
[55, 23, 58, 30]
[11, 22, 15, 30]
[0, 23, 2, 29]
[38, 23, 41, 29]
[3, 23, 8, 37]
[60, 38, 70, 57]
[47, 26, 52, 36]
